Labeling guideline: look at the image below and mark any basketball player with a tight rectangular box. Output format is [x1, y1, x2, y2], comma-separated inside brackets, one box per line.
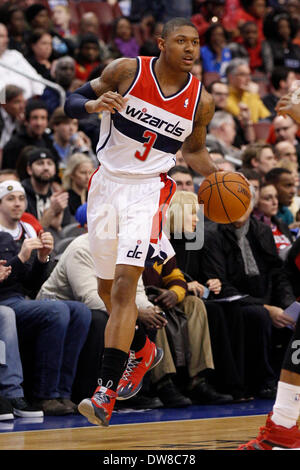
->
[64, 17, 218, 427]
[238, 91, 300, 449]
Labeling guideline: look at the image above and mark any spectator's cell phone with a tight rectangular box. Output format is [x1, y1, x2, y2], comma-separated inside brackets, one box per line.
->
[284, 301, 300, 329]
[202, 286, 210, 299]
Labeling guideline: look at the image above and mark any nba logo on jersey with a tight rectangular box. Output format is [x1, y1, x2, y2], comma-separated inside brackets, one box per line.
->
[184, 99, 189, 108]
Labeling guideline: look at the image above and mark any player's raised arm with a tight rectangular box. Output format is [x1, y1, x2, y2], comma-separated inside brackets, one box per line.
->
[64, 58, 137, 118]
[181, 87, 218, 177]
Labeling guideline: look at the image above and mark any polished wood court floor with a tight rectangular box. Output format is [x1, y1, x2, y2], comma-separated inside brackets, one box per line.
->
[0, 414, 268, 450]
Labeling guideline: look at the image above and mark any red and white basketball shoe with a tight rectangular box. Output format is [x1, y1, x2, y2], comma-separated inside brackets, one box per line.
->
[78, 380, 117, 427]
[238, 413, 300, 450]
[117, 337, 163, 400]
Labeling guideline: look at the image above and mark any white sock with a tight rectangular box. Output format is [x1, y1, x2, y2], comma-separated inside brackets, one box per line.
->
[272, 381, 300, 429]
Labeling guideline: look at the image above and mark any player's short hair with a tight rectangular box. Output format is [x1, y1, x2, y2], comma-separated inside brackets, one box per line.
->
[161, 17, 198, 39]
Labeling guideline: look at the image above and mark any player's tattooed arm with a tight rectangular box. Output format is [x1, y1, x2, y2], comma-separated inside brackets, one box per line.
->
[181, 87, 218, 177]
[85, 58, 137, 114]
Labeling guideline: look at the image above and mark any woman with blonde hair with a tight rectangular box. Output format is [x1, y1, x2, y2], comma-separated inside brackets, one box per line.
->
[62, 153, 95, 215]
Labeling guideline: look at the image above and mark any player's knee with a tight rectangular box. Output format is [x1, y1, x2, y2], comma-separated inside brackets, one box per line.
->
[112, 275, 136, 305]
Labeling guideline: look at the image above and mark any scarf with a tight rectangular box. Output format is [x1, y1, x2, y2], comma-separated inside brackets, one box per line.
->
[234, 219, 260, 277]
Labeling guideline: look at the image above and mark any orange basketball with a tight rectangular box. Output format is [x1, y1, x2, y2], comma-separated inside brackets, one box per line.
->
[198, 171, 251, 224]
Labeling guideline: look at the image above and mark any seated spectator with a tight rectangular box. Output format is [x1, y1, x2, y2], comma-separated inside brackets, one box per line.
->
[2, 99, 60, 177]
[0, 184, 91, 414]
[241, 143, 278, 178]
[51, 4, 75, 39]
[263, 10, 300, 73]
[167, 190, 251, 400]
[0, 303, 44, 419]
[22, 148, 71, 238]
[200, 23, 232, 77]
[228, 21, 270, 73]
[0, 169, 43, 235]
[0, 23, 45, 99]
[196, 196, 296, 397]
[41, 56, 76, 116]
[62, 153, 95, 216]
[71, 12, 110, 63]
[142, 253, 233, 406]
[265, 167, 297, 227]
[225, 58, 271, 123]
[26, 28, 54, 82]
[168, 166, 196, 193]
[207, 80, 255, 146]
[253, 181, 293, 257]
[206, 110, 242, 165]
[276, 158, 300, 219]
[262, 67, 296, 120]
[109, 16, 140, 59]
[274, 141, 298, 164]
[0, 85, 25, 164]
[74, 34, 102, 84]
[37, 204, 163, 409]
[0, 179, 39, 241]
[0, 3, 28, 56]
[49, 107, 96, 172]
[272, 115, 300, 164]
[24, 3, 74, 59]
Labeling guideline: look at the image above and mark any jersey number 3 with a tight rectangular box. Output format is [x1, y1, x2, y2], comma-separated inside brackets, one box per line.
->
[135, 130, 157, 161]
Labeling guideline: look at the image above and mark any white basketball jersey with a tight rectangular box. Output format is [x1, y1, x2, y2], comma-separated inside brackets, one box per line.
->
[96, 56, 202, 177]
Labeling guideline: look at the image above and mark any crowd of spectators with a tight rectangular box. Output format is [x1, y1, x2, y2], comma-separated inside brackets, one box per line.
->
[2, 0, 300, 422]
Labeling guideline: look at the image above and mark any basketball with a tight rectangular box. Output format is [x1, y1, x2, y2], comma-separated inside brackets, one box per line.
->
[198, 171, 251, 224]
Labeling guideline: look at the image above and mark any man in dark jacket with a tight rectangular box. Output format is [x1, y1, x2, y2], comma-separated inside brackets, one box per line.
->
[21, 148, 71, 240]
[189, 204, 296, 397]
[2, 99, 60, 174]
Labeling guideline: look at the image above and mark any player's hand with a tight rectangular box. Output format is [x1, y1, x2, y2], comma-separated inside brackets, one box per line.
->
[154, 289, 178, 309]
[37, 230, 54, 262]
[264, 304, 295, 329]
[86, 92, 128, 114]
[138, 306, 168, 330]
[0, 260, 11, 282]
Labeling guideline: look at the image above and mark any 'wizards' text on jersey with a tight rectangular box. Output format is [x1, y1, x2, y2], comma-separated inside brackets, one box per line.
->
[96, 56, 202, 177]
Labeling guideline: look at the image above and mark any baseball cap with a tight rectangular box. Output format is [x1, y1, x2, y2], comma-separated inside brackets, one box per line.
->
[27, 148, 56, 165]
[75, 203, 87, 227]
[0, 180, 25, 200]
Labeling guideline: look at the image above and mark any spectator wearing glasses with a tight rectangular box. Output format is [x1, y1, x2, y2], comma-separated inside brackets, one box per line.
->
[225, 58, 270, 123]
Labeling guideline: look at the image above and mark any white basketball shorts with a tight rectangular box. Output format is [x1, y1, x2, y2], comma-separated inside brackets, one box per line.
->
[87, 166, 176, 279]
